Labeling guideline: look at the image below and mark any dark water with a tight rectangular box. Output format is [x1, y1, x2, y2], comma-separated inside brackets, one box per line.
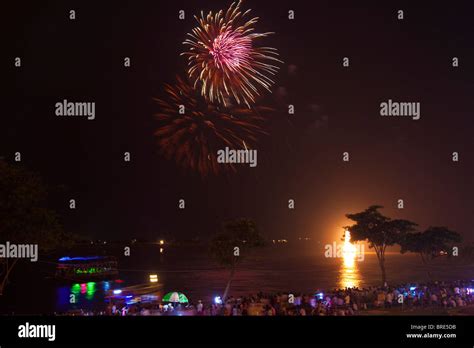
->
[1, 243, 473, 314]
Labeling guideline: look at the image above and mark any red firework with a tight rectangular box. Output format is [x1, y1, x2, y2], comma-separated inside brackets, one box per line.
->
[153, 76, 269, 177]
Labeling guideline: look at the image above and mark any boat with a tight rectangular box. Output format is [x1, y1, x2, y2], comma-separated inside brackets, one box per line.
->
[55, 255, 119, 280]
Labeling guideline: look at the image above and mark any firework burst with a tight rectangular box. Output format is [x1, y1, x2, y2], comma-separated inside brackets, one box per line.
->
[182, 0, 282, 108]
[153, 76, 269, 177]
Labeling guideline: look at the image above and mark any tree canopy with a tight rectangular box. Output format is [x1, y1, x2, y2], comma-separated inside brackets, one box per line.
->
[400, 226, 461, 261]
[0, 160, 67, 250]
[345, 205, 417, 285]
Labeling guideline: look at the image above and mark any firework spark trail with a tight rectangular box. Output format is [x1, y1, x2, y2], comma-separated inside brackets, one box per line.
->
[153, 76, 270, 177]
[182, 0, 282, 108]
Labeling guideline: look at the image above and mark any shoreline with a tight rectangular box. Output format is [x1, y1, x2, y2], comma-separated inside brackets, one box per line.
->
[67, 279, 474, 316]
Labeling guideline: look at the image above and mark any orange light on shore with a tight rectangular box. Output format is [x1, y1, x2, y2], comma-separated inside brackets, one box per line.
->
[159, 240, 165, 245]
[339, 230, 360, 289]
[342, 230, 357, 267]
[149, 274, 158, 283]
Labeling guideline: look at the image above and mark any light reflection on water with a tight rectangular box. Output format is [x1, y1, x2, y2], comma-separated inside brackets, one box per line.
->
[339, 259, 361, 289]
[56, 281, 110, 312]
[339, 231, 361, 289]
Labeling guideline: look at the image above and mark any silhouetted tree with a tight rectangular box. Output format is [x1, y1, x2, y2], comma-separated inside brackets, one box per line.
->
[209, 218, 265, 302]
[0, 161, 71, 295]
[400, 226, 461, 279]
[345, 205, 417, 286]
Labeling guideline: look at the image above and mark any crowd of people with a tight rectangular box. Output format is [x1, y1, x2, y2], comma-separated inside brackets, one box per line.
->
[93, 279, 473, 316]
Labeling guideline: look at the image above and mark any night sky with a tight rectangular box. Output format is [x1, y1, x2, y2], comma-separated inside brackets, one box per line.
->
[5, 1, 473, 244]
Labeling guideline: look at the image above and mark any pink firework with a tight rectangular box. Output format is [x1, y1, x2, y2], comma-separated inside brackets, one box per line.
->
[182, 0, 282, 108]
[210, 30, 251, 72]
